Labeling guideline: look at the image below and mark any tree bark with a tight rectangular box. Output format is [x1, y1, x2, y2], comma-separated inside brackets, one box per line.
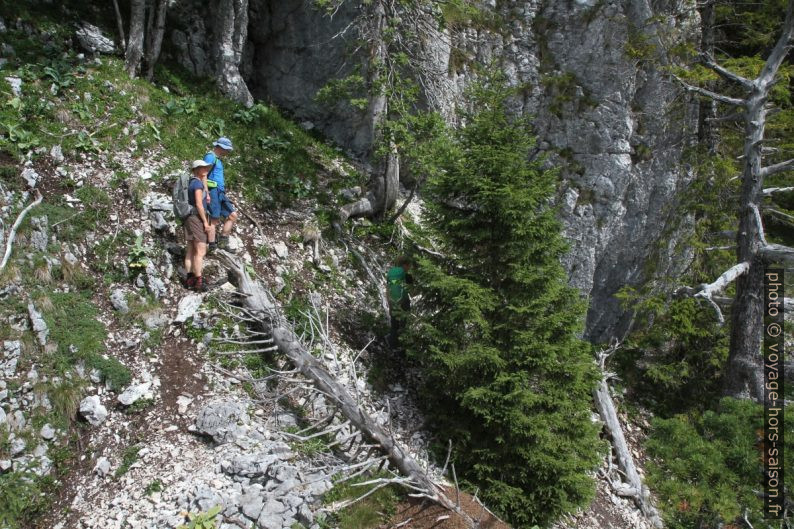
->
[724, 0, 794, 400]
[111, 0, 126, 50]
[593, 378, 663, 528]
[124, 0, 146, 77]
[337, 0, 400, 224]
[143, 0, 168, 81]
[215, 0, 254, 106]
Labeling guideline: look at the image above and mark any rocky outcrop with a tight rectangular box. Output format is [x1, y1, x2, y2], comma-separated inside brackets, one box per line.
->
[168, 0, 700, 341]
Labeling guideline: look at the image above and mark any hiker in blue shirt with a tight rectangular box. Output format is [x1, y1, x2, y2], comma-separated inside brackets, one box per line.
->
[204, 136, 239, 251]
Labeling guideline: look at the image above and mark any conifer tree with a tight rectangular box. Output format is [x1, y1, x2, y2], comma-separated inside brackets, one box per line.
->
[407, 73, 602, 527]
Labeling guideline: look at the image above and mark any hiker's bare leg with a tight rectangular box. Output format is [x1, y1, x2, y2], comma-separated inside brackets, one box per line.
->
[184, 240, 195, 273]
[208, 221, 218, 244]
[222, 211, 238, 236]
[194, 242, 207, 277]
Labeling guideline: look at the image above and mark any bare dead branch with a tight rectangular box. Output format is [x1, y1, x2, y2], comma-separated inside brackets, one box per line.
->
[699, 53, 753, 89]
[760, 158, 794, 178]
[0, 190, 43, 271]
[763, 186, 794, 196]
[672, 75, 744, 105]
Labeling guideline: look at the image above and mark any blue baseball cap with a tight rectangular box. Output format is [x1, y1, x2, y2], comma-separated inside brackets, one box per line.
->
[213, 137, 233, 151]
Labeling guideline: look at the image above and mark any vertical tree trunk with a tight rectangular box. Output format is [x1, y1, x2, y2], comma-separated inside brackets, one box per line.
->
[724, 2, 793, 400]
[215, 0, 254, 106]
[125, 0, 146, 77]
[698, 0, 718, 153]
[143, 0, 168, 81]
[337, 0, 400, 225]
[111, 0, 126, 50]
[369, 1, 399, 216]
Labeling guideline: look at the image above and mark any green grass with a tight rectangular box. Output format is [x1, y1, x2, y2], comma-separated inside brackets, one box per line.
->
[115, 444, 142, 478]
[38, 290, 131, 390]
[322, 472, 402, 529]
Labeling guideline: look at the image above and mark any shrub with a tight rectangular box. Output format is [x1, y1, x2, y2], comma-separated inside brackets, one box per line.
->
[647, 398, 793, 529]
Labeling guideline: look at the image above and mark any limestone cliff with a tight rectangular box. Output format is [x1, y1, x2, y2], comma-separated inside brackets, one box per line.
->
[168, 0, 702, 341]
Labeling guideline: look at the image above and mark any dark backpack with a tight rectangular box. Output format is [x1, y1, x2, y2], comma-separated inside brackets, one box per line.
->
[173, 173, 198, 220]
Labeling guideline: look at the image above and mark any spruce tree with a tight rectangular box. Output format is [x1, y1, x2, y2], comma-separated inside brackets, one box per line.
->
[407, 73, 602, 527]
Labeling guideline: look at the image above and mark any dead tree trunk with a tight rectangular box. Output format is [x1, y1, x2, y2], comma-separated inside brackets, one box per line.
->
[111, 0, 126, 50]
[593, 344, 663, 528]
[216, 251, 472, 521]
[124, 0, 146, 77]
[143, 0, 168, 81]
[338, 1, 400, 225]
[675, 0, 794, 401]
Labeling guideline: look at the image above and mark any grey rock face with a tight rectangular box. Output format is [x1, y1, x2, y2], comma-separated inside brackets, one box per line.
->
[79, 395, 108, 426]
[150, 211, 169, 232]
[75, 23, 115, 54]
[168, 0, 699, 341]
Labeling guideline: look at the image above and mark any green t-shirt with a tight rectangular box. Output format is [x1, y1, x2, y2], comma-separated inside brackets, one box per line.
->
[387, 266, 407, 305]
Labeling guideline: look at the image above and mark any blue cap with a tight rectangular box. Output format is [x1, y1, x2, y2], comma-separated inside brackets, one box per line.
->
[213, 137, 233, 151]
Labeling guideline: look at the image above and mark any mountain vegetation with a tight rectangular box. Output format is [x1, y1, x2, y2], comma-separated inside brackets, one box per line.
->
[0, 1, 792, 529]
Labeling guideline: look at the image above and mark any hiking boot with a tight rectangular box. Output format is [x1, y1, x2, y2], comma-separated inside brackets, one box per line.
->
[191, 276, 209, 292]
[207, 241, 217, 254]
[182, 272, 195, 288]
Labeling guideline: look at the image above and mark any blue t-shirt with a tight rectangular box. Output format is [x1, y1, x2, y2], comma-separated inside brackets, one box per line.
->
[204, 152, 225, 190]
[187, 178, 205, 208]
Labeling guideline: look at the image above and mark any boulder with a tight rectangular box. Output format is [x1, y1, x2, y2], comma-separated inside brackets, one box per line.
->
[21, 167, 39, 188]
[109, 289, 129, 313]
[79, 395, 108, 426]
[195, 400, 249, 443]
[174, 294, 204, 323]
[40, 423, 56, 441]
[50, 144, 64, 164]
[5, 76, 21, 97]
[75, 23, 115, 54]
[94, 456, 111, 476]
[117, 382, 152, 406]
[27, 303, 49, 346]
[240, 494, 264, 521]
[273, 241, 289, 259]
[143, 310, 168, 330]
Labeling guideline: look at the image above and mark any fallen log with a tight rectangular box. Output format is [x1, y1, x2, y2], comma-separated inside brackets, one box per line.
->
[216, 251, 466, 519]
[593, 342, 663, 529]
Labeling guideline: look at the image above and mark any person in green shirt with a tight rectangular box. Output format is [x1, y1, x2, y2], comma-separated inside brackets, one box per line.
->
[386, 256, 413, 350]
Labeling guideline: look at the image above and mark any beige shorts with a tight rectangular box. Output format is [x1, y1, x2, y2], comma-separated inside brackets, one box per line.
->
[183, 215, 208, 244]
